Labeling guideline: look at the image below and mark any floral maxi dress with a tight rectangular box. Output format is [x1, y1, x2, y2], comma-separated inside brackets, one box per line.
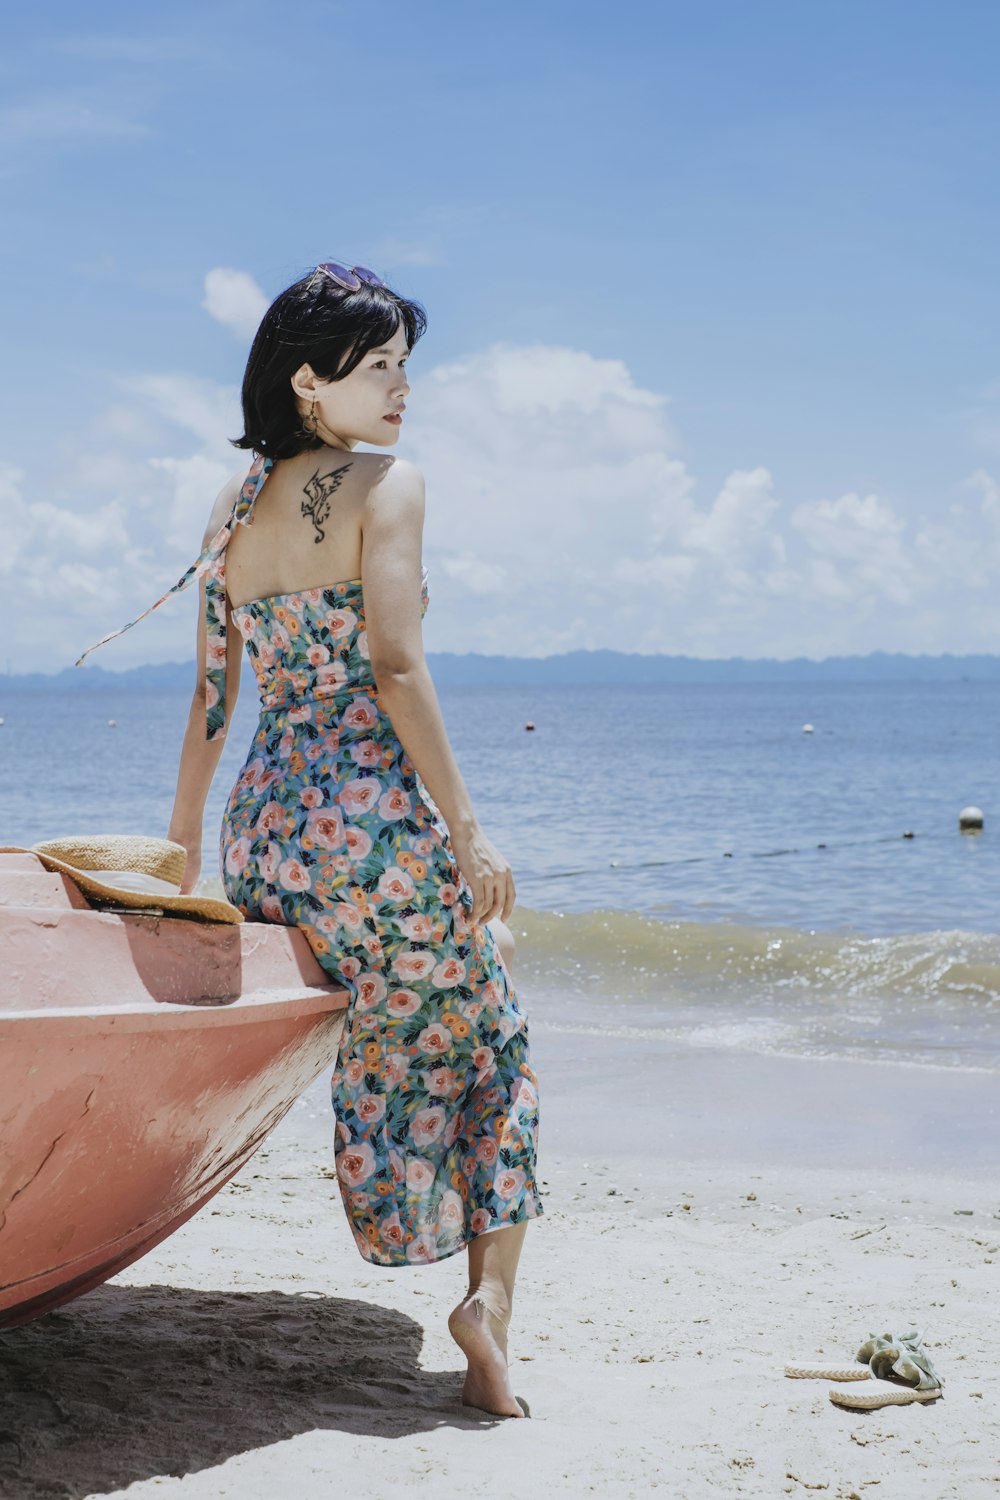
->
[77, 451, 544, 1266]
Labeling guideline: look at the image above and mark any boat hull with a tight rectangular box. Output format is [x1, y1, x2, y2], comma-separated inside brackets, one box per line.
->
[0, 855, 348, 1329]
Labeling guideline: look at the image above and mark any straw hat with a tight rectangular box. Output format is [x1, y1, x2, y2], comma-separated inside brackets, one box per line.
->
[0, 834, 244, 924]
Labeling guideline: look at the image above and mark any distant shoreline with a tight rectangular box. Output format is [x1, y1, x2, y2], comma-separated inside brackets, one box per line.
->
[5, 648, 1000, 687]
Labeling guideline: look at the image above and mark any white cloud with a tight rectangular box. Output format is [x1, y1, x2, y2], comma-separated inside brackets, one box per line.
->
[202, 268, 269, 340]
[406, 346, 787, 651]
[127, 372, 242, 454]
[788, 490, 916, 605]
[437, 553, 509, 596]
[408, 344, 680, 591]
[403, 345, 1000, 657]
[966, 466, 1000, 528]
[681, 466, 779, 561]
[612, 553, 698, 589]
[0, 93, 152, 145]
[148, 453, 239, 552]
[0, 462, 151, 665]
[8, 315, 1000, 671]
[90, 403, 164, 448]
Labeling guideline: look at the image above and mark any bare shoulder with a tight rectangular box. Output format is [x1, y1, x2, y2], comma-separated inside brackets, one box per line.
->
[200, 463, 252, 548]
[364, 455, 425, 515]
[361, 458, 425, 564]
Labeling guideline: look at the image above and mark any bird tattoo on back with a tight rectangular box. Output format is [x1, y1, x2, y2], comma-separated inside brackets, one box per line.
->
[301, 461, 353, 543]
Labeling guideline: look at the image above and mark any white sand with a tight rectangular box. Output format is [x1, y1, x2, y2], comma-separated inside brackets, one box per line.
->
[1, 1005, 998, 1499]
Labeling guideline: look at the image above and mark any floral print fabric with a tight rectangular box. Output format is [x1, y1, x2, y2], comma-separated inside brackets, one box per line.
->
[215, 459, 544, 1265]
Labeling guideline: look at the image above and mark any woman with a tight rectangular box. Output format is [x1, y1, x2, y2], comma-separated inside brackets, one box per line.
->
[78, 261, 543, 1419]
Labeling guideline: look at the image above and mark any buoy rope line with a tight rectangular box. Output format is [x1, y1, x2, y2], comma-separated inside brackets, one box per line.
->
[533, 828, 946, 882]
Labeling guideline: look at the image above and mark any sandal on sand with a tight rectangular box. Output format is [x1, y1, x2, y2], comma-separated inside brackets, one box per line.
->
[785, 1360, 873, 1381]
[828, 1382, 942, 1411]
[787, 1328, 944, 1409]
[854, 1328, 943, 1391]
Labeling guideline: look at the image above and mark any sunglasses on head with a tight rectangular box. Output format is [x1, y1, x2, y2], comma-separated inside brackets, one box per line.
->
[316, 261, 387, 292]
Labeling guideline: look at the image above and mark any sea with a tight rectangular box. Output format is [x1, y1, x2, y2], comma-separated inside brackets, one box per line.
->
[3, 675, 1000, 1077]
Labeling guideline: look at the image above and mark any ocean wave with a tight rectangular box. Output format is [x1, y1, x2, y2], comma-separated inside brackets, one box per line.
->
[509, 906, 1000, 1072]
[511, 906, 1000, 1009]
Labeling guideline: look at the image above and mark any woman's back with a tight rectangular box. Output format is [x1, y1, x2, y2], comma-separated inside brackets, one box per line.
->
[224, 448, 395, 609]
[221, 450, 428, 721]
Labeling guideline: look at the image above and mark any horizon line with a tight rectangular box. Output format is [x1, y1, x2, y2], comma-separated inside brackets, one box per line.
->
[5, 645, 1000, 680]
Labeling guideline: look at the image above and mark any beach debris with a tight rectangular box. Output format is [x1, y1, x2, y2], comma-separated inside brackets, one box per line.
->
[959, 805, 983, 831]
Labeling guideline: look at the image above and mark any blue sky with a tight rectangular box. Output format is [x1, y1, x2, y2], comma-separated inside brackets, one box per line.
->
[4, 0, 1000, 670]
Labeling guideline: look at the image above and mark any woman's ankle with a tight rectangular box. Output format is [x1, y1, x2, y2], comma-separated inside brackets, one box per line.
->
[465, 1278, 512, 1321]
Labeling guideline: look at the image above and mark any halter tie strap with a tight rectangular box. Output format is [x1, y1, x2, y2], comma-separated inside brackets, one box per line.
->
[75, 453, 274, 741]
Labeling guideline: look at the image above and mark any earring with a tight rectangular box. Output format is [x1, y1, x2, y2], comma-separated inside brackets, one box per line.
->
[296, 398, 319, 440]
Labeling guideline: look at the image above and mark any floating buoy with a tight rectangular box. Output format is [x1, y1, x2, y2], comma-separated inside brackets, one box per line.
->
[959, 805, 984, 832]
[802, 723, 814, 734]
[525, 721, 535, 731]
[107, 719, 118, 729]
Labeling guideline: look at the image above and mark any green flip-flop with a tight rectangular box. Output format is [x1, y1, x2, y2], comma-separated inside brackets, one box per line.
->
[854, 1328, 943, 1392]
[786, 1327, 944, 1409]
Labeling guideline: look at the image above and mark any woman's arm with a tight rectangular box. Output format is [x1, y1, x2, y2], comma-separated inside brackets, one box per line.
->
[362, 460, 516, 926]
[167, 475, 245, 893]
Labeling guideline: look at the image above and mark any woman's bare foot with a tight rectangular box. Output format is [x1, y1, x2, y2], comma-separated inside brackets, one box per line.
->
[447, 1291, 524, 1418]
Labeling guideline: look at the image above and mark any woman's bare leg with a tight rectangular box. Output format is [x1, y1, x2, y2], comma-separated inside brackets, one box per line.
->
[449, 1221, 528, 1415]
[447, 916, 528, 1416]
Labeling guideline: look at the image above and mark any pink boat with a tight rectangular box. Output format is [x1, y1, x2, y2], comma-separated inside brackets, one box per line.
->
[0, 851, 348, 1330]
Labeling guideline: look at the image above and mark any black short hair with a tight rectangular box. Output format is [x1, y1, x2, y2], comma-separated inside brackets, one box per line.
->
[230, 265, 428, 460]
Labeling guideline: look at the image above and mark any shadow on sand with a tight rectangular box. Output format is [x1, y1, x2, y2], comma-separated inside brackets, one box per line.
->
[0, 1281, 498, 1499]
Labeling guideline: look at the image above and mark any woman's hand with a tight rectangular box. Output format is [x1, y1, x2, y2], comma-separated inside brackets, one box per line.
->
[448, 821, 516, 925]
